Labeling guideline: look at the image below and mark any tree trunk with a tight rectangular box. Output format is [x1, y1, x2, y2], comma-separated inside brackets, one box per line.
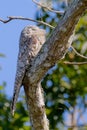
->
[24, 82, 49, 130]
[23, 0, 87, 129]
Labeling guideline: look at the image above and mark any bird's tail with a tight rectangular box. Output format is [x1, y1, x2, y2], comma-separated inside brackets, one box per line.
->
[11, 83, 21, 116]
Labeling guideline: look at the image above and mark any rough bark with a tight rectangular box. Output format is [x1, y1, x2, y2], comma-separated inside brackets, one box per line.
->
[23, 0, 87, 130]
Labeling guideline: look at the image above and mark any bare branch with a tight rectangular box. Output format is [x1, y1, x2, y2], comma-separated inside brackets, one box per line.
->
[0, 17, 14, 23]
[0, 16, 54, 29]
[32, 0, 64, 14]
[63, 61, 87, 65]
[71, 46, 87, 59]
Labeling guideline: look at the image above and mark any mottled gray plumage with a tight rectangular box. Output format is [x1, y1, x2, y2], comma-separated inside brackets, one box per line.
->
[11, 26, 46, 115]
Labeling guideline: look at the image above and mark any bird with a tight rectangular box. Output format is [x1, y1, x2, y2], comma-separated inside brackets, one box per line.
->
[11, 25, 46, 116]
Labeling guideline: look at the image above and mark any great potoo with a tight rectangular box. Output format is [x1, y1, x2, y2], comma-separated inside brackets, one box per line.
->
[11, 26, 46, 115]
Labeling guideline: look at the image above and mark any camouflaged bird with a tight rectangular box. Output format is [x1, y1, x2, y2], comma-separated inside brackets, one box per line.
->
[11, 26, 46, 115]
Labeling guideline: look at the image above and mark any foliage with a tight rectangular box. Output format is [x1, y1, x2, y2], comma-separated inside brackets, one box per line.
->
[0, 84, 30, 130]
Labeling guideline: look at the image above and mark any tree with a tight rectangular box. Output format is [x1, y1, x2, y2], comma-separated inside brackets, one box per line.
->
[23, 1, 87, 129]
[0, 0, 87, 130]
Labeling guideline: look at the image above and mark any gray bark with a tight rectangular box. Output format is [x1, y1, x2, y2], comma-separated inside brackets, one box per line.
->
[23, 0, 87, 130]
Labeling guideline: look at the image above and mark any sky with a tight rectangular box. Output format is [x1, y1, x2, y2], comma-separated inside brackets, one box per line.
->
[0, 0, 37, 97]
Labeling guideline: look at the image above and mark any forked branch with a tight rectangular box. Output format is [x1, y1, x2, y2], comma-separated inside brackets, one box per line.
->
[25, 0, 87, 85]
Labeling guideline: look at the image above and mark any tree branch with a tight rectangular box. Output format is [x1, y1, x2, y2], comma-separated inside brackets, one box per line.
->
[0, 16, 54, 29]
[32, 0, 64, 14]
[24, 0, 87, 85]
[71, 46, 87, 59]
[63, 61, 87, 65]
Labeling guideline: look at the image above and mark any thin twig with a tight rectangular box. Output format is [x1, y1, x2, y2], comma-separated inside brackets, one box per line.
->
[0, 16, 54, 29]
[71, 46, 87, 59]
[63, 61, 87, 65]
[32, 0, 64, 14]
